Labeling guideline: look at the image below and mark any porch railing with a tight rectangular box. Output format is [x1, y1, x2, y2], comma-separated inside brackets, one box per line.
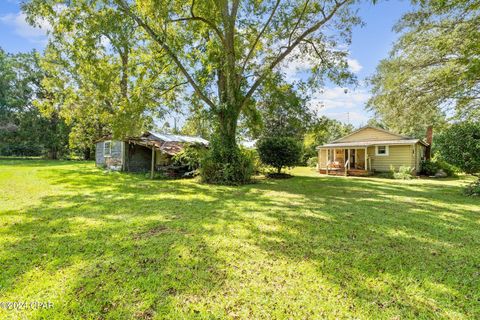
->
[344, 160, 350, 176]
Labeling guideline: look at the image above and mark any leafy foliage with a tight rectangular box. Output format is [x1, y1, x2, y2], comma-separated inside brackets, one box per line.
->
[23, 0, 361, 184]
[464, 179, 480, 197]
[420, 160, 439, 176]
[0, 48, 69, 158]
[257, 136, 302, 174]
[420, 158, 458, 177]
[23, 2, 174, 153]
[303, 116, 353, 163]
[307, 157, 318, 168]
[241, 148, 264, 175]
[392, 166, 413, 180]
[435, 122, 480, 174]
[200, 138, 253, 185]
[368, 0, 480, 135]
[172, 144, 208, 171]
[246, 74, 314, 140]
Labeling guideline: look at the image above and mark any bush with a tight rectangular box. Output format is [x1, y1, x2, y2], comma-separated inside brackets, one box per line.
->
[242, 148, 265, 175]
[464, 178, 480, 196]
[200, 142, 253, 185]
[434, 158, 459, 177]
[172, 144, 207, 171]
[420, 157, 458, 177]
[391, 165, 413, 180]
[420, 160, 439, 176]
[307, 156, 318, 168]
[257, 136, 302, 174]
[435, 122, 480, 175]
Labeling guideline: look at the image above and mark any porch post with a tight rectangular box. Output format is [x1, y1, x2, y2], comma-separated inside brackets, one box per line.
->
[365, 147, 368, 171]
[326, 149, 329, 174]
[150, 145, 155, 179]
[347, 149, 351, 169]
[334, 148, 336, 162]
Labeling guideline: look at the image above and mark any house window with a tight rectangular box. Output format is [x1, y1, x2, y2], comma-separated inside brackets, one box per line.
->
[376, 145, 389, 156]
[104, 141, 112, 157]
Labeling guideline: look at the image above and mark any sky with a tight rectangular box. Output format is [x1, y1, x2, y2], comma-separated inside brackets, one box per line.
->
[0, 0, 413, 127]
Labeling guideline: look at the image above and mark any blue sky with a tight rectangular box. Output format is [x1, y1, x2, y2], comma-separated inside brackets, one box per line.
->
[0, 0, 413, 127]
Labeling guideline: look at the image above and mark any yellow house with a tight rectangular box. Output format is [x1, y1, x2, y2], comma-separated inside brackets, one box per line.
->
[316, 126, 429, 176]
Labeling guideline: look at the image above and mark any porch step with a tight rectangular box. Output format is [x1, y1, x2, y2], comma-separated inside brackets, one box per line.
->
[318, 169, 371, 176]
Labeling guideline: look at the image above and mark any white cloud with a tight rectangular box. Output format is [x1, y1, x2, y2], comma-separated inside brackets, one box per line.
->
[0, 12, 50, 43]
[310, 87, 370, 111]
[309, 86, 372, 126]
[347, 58, 363, 73]
[280, 50, 363, 82]
[322, 111, 370, 125]
[280, 48, 316, 82]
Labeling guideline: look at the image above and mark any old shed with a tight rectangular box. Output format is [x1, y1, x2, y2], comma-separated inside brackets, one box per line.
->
[95, 132, 209, 177]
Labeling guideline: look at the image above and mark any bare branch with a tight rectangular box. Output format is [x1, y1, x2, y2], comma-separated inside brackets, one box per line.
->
[288, 0, 310, 46]
[241, 0, 280, 72]
[154, 81, 188, 97]
[114, 0, 216, 110]
[241, 0, 349, 109]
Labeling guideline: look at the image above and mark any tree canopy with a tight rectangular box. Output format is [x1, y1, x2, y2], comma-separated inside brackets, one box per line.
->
[257, 136, 302, 174]
[0, 48, 69, 158]
[435, 122, 480, 175]
[368, 0, 480, 135]
[24, 0, 363, 183]
[252, 74, 313, 140]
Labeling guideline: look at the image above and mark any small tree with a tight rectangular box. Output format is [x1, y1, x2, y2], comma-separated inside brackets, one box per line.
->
[257, 137, 302, 175]
[436, 122, 480, 175]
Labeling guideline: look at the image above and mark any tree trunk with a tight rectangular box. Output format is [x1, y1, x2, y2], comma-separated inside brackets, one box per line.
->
[212, 108, 240, 158]
[84, 147, 91, 160]
[203, 104, 252, 184]
[50, 146, 58, 160]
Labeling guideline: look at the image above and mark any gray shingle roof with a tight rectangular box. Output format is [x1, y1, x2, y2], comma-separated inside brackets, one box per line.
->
[318, 139, 425, 148]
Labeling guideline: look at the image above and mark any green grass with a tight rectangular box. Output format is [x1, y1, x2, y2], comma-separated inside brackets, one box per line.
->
[0, 160, 479, 319]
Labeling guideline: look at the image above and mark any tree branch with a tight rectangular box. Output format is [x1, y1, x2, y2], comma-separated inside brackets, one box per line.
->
[288, 0, 310, 46]
[170, 0, 225, 45]
[241, 0, 349, 110]
[154, 81, 188, 97]
[241, 0, 280, 72]
[115, 0, 216, 110]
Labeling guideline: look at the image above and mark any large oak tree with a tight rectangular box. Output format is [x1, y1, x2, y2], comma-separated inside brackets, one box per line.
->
[24, 0, 362, 183]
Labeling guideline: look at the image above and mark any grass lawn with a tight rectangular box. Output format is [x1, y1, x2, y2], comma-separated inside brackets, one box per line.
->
[0, 160, 479, 319]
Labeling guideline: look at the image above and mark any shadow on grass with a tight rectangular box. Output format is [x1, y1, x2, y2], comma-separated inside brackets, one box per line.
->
[1, 161, 479, 318]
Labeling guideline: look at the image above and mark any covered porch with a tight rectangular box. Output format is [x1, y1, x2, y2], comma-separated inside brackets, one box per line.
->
[317, 147, 372, 176]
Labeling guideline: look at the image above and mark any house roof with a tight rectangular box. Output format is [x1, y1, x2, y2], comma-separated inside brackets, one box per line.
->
[316, 126, 429, 149]
[330, 125, 411, 143]
[318, 139, 426, 149]
[96, 132, 209, 155]
[127, 131, 209, 155]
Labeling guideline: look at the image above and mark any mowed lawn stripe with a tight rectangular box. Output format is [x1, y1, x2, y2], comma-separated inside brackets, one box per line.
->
[0, 160, 478, 319]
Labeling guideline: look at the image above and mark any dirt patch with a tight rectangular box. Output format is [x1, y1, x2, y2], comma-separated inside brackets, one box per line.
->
[133, 225, 169, 240]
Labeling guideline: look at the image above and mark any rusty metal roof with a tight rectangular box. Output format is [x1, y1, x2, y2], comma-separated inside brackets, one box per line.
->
[144, 132, 209, 145]
[126, 132, 209, 156]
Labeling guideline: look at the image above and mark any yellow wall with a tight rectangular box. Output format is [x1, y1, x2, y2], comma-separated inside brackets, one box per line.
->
[318, 143, 425, 172]
[318, 149, 327, 167]
[337, 127, 404, 143]
[367, 145, 415, 172]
